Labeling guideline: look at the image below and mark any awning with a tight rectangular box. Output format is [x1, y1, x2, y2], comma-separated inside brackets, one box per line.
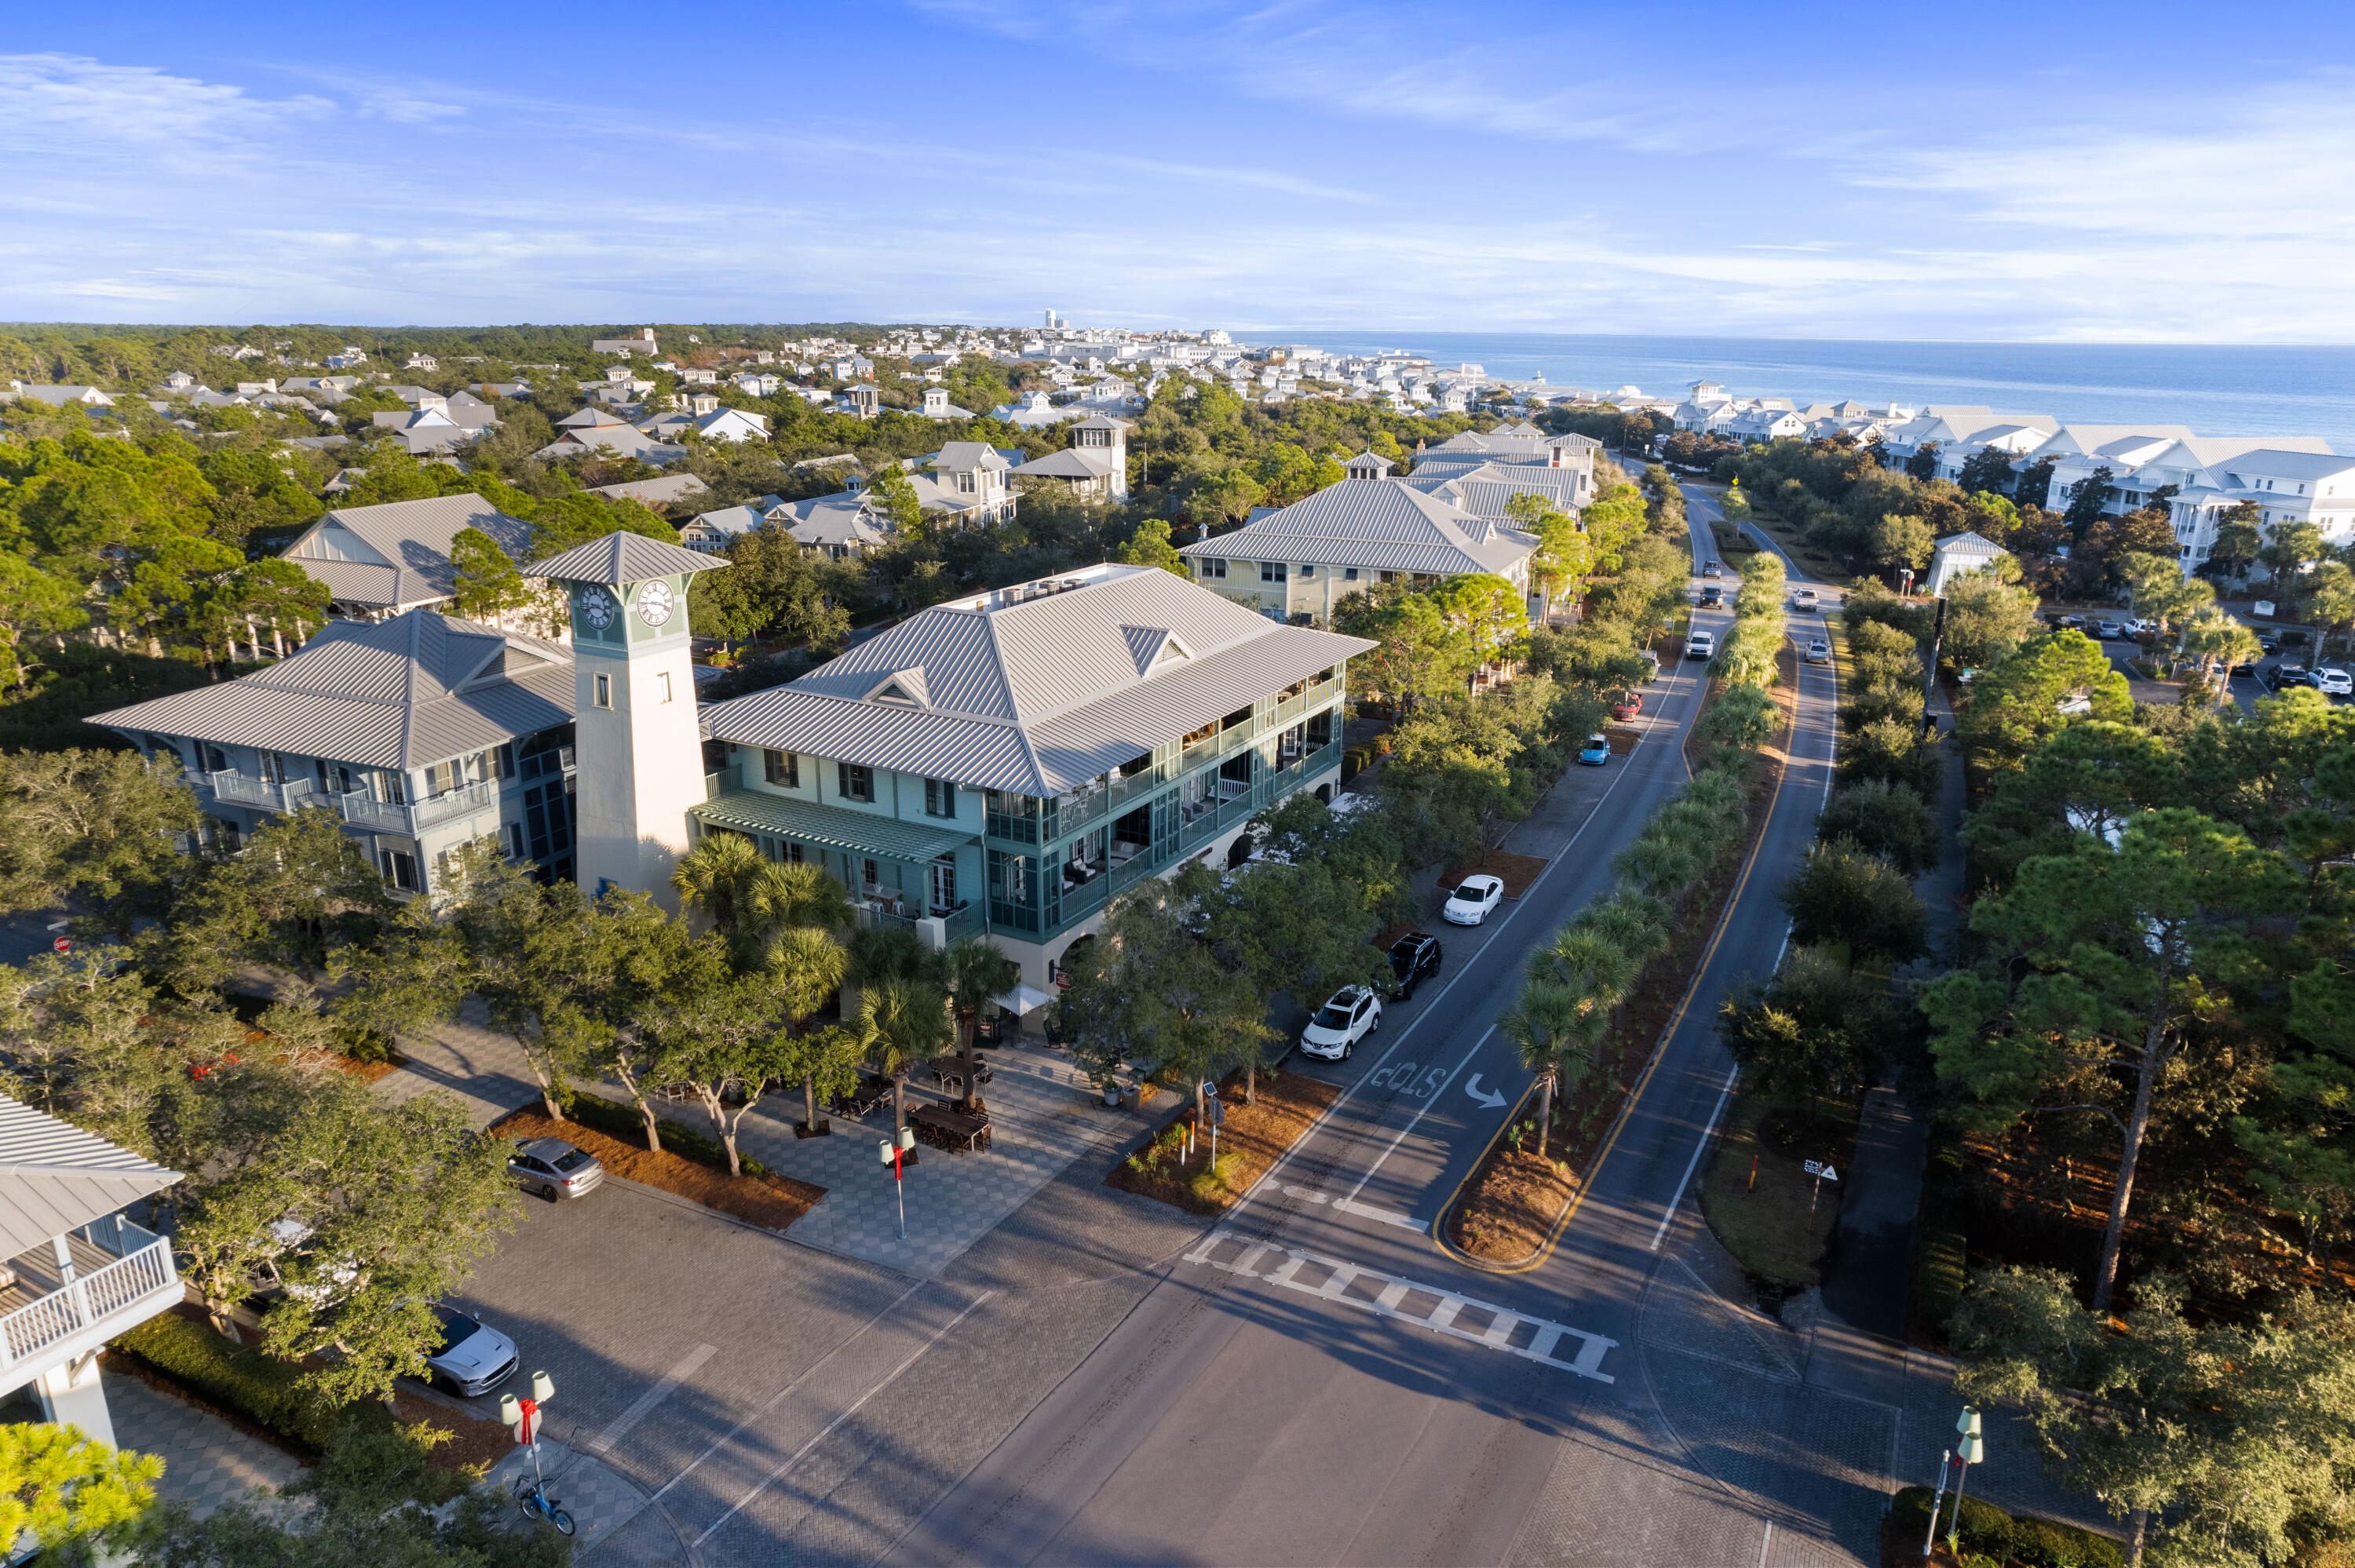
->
[994, 983, 1057, 1016]
[692, 789, 973, 864]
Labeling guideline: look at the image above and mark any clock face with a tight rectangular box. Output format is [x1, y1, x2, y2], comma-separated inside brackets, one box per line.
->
[637, 579, 676, 628]
[579, 586, 615, 630]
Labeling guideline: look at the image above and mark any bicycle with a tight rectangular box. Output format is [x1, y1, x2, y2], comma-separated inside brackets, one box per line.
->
[515, 1474, 575, 1536]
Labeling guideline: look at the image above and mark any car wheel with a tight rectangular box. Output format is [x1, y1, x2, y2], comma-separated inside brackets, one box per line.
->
[541, 1183, 560, 1202]
[1371, 1012, 1381, 1032]
[1342, 1041, 1353, 1061]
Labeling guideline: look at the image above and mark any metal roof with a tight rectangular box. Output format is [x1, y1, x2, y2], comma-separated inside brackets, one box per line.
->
[89, 611, 575, 771]
[528, 532, 728, 585]
[280, 493, 535, 610]
[703, 564, 1372, 795]
[692, 790, 975, 862]
[1178, 480, 1534, 578]
[0, 1095, 180, 1257]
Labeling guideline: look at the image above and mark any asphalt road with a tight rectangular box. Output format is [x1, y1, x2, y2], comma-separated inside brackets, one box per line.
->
[881, 492, 1846, 1566]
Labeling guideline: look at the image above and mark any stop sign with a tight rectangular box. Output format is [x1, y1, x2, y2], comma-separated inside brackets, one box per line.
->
[52, 937, 70, 954]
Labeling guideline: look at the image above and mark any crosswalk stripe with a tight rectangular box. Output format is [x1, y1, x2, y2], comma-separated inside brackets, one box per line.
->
[1181, 1230, 1616, 1384]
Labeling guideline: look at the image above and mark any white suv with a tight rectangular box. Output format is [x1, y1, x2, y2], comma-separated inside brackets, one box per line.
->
[1300, 986, 1382, 1061]
[2319, 668, 2353, 697]
[1685, 629, 1716, 660]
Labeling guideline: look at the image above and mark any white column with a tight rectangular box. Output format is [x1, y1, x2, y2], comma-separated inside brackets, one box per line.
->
[34, 1358, 115, 1449]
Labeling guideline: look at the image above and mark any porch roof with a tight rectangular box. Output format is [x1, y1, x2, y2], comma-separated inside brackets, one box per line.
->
[692, 790, 974, 864]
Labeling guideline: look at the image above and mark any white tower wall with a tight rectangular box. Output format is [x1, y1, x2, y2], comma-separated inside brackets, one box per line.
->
[573, 628, 703, 910]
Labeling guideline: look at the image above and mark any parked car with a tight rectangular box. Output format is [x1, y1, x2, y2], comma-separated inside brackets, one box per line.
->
[1792, 588, 1820, 611]
[2232, 658, 2258, 678]
[1805, 639, 1832, 664]
[2051, 614, 2084, 631]
[1579, 733, 1612, 766]
[2320, 668, 2353, 697]
[2094, 619, 2124, 639]
[425, 1304, 518, 1398]
[2258, 633, 2282, 654]
[1386, 932, 1442, 1000]
[1701, 563, 1725, 578]
[508, 1137, 604, 1202]
[1611, 691, 1642, 720]
[1442, 873, 1505, 925]
[1685, 629, 1716, 660]
[1299, 984, 1382, 1061]
[2269, 664, 2317, 691]
[1638, 649, 1662, 682]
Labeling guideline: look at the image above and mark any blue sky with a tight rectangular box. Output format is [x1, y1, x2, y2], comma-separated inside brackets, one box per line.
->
[5, 1, 2352, 341]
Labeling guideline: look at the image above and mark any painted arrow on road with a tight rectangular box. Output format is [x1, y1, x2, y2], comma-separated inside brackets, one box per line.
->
[1463, 1074, 1506, 1110]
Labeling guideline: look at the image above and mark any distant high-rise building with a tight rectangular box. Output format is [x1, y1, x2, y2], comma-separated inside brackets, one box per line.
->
[1042, 308, 1065, 330]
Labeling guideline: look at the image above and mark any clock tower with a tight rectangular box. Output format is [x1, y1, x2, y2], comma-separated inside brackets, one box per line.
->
[526, 533, 726, 909]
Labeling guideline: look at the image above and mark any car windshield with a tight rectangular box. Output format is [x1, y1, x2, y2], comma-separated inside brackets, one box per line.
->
[1453, 882, 1488, 901]
[1314, 1005, 1353, 1029]
[432, 1307, 479, 1349]
[550, 1148, 590, 1173]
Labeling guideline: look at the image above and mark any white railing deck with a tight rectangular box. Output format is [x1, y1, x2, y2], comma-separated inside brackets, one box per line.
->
[0, 1225, 179, 1374]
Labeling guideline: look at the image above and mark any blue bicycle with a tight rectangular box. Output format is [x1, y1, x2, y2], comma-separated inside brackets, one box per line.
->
[515, 1474, 575, 1536]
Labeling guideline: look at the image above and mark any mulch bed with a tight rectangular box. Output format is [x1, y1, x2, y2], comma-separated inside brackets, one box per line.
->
[1447, 651, 1798, 1264]
[1104, 1067, 1339, 1214]
[328, 1052, 403, 1084]
[1438, 849, 1550, 900]
[487, 1106, 824, 1234]
[1603, 725, 1639, 754]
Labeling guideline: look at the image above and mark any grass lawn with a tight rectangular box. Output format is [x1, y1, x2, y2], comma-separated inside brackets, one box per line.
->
[1699, 1092, 1858, 1286]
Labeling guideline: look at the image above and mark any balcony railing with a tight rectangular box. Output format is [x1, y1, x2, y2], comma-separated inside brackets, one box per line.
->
[335, 777, 503, 837]
[206, 771, 325, 813]
[0, 1218, 178, 1377]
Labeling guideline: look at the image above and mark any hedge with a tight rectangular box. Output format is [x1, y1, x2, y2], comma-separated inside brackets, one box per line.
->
[563, 1089, 774, 1179]
[1914, 1124, 1970, 1333]
[114, 1311, 396, 1455]
[1889, 1485, 2122, 1568]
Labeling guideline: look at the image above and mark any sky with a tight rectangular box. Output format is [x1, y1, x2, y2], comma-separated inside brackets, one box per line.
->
[4, 0, 2353, 341]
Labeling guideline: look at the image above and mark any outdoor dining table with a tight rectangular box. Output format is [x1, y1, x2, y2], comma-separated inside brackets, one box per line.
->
[837, 1073, 895, 1118]
[928, 1054, 995, 1096]
[908, 1103, 991, 1153]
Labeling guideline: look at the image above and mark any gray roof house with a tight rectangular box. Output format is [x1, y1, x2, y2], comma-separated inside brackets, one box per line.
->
[91, 610, 584, 894]
[1178, 455, 1539, 625]
[909, 442, 1016, 525]
[692, 561, 1372, 987]
[280, 494, 538, 618]
[0, 1095, 184, 1449]
[1009, 415, 1131, 503]
[6, 383, 116, 408]
[779, 492, 893, 558]
[590, 473, 711, 511]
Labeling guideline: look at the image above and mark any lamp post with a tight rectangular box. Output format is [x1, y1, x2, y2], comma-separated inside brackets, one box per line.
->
[1919, 1447, 1953, 1559]
[880, 1127, 915, 1239]
[499, 1370, 557, 1492]
[1946, 1406, 1985, 1556]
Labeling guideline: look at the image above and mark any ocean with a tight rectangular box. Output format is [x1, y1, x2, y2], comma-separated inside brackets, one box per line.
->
[1232, 332, 2355, 452]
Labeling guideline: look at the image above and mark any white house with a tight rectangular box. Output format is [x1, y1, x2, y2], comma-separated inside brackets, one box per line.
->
[0, 1096, 184, 1448]
[1926, 531, 2010, 596]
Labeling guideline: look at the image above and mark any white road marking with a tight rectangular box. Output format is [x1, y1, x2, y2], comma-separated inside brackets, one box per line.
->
[1280, 1184, 1427, 1231]
[1338, 1026, 1496, 1212]
[1651, 1063, 1738, 1253]
[586, 1342, 717, 1456]
[692, 1292, 994, 1547]
[1184, 1230, 1616, 1383]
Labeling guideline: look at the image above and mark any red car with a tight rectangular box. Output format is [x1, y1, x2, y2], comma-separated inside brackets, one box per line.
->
[1611, 692, 1642, 720]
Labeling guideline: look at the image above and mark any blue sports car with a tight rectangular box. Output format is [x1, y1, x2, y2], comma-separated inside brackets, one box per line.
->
[1579, 733, 1612, 766]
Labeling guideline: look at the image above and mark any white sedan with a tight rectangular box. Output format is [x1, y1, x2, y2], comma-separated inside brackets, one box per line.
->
[1299, 985, 1382, 1061]
[1442, 873, 1505, 925]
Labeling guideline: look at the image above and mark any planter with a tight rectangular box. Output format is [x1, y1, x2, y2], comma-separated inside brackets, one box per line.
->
[794, 1118, 832, 1138]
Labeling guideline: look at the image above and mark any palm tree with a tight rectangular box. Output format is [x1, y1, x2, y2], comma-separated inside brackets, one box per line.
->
[1616, 835, 1702, 899]
[743, 861, 852, 937]
[765, 924, 850, 1131]
[1580, 893, 1670, 967]
[1532, 925, 1639, 1005]
[672, 833, 763, 931]
[859, 974, 952, 1137]
[1501, 979, 1583, 1161]
[940, 937, 1020, 1111]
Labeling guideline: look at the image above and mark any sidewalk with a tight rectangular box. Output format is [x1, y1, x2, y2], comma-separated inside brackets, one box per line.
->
[106, 1366, 303, 1521]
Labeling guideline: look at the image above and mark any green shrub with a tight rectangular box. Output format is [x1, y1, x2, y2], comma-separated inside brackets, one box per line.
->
[115, 1311, 397, 1455]
[2010, 1515, 2124, 1568]
[1887, 1486, 2019, 1561]
[1186, 1152, 1242, 1205]
[564, 1092, 772, 1178]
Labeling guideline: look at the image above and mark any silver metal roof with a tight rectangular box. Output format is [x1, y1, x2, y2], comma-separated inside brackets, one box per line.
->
[529, 532, 728, 585]
[0, 1095, 180, 1257]
[692, 790, 974, 861]
[280, 494, 535, 611]
[703, 564, 1371, 795]
[1178, 480, 1535, 578]
[89, 611, 575, 771]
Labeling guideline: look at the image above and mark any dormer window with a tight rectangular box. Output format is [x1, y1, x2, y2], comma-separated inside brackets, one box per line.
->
[874, 684, 917, 704]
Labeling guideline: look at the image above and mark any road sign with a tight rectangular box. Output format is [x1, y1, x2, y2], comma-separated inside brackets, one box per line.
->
[52, 936, 71, 953]
[1207, 1096, 1225, 1127]
[1802, 1161, 1840, 1181]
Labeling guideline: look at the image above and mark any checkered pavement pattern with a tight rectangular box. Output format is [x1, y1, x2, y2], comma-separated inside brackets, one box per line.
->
[732, 1043, 1134, 1274]
[108, 1366, 302, 1521]
[377, 995, 548, 1129]
[487, 1438, 648, 1552]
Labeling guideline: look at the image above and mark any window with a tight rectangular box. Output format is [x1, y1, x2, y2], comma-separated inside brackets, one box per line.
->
[508, 822, 525, 859]
[1299, 563, 1316, 578]
[1343, 567, 1360, 582]
[764, 749, 799, 787]
[958, 471, 976, 494]
[203, 743, 228, 773]
[1199, 559, 1226, 580]
[924, 778, 956, 818]
[382, 849, 418, 892]
[929, 855, 957, 911]
[838, 762, 874, 802]
[1260, 562, 1287, 583]
[657, 670, 674, 703]
[426, 760, 458, 798]
[593, 673, 612, 709]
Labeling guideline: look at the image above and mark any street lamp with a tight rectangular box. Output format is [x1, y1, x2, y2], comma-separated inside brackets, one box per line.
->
[1947, 1407, 1985, 1555]
[880, 1127, 915, 1239]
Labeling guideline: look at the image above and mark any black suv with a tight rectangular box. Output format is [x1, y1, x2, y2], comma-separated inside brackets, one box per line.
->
[2268, 663, 2316, 691]
[1387, 932, 1443, 1001]
[1698, 585, 1724, 607]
